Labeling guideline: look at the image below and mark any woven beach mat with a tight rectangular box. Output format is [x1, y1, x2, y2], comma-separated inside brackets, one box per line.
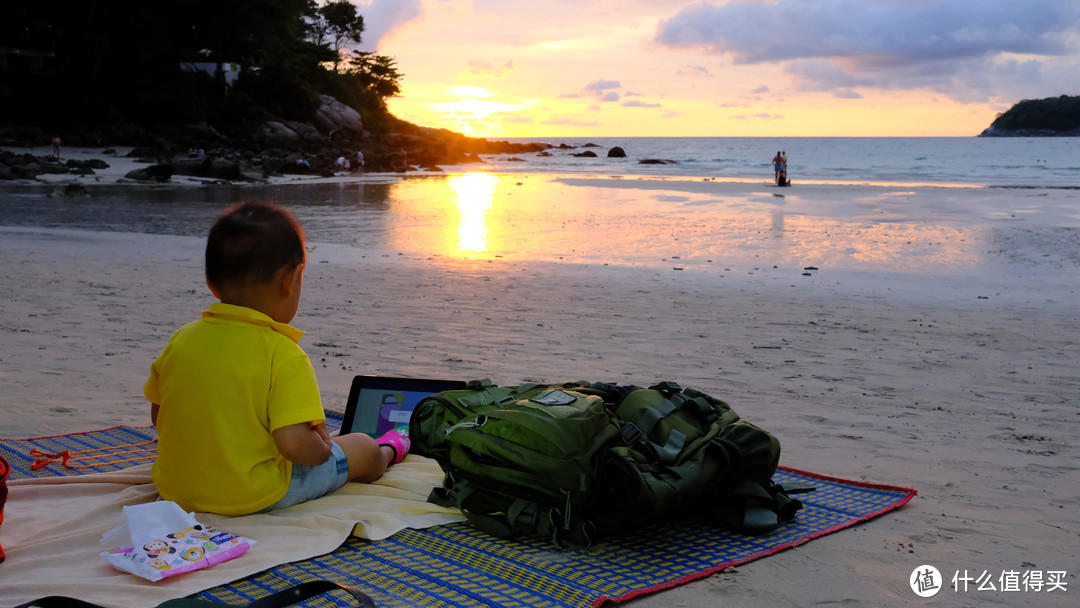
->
[0, 417, 916, 608]
[196, 467, 914, 608]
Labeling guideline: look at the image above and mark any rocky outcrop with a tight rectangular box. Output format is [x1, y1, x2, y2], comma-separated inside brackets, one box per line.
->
[0, 150, 109, 180]
[978, 125, 1080, 137]
[978, 94, 1080, 136]
[607, 146, 627, 158]
[1, 93, 555, 181]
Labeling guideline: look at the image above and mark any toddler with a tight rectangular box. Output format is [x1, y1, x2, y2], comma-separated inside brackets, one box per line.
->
[145, 201, 409, 516]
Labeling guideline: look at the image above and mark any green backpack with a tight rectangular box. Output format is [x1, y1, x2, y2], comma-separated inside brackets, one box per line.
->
[410, 380, 806, 548]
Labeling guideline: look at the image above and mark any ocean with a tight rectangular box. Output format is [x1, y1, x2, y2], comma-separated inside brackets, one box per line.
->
[487, 136, 1080, 187]
[2, 136, 1079, 279]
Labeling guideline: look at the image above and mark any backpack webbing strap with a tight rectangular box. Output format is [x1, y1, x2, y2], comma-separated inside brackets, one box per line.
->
[681, 388, 721, 424]
[631, 391, 716, 464]
[655, 428, 686, 463]
[431, 476, 582, 546]
[635, 397, 678, 438]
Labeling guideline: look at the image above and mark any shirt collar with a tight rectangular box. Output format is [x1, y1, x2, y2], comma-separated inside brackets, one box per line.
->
[202, 302, 305, 343]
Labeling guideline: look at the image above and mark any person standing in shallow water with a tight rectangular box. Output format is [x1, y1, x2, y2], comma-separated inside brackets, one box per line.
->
[772, 151, 783, 180]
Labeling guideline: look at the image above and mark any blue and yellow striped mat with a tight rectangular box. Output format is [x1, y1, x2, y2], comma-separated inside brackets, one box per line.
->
[1, 415, 915, 608]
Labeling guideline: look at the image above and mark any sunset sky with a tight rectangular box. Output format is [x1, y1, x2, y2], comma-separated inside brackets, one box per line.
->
[348, 0, 1080, 138]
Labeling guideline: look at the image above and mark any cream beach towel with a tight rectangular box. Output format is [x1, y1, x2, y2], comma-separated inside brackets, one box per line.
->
[0, 457, 464, 608]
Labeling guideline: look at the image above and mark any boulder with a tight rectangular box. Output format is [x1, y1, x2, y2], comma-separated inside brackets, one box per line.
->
[254, 121, 317, 147]
[146, 164, 175, 181]
[639, 158, 677, 165]
[125, 164, 172, 182]
[312, 95, 364, 138]
[48, 183, 89, 198]
[572, 151, 598, 158]
[607, 146, 627, 158]
[124, 168, 152, 181]
[206, 158, 239, 180]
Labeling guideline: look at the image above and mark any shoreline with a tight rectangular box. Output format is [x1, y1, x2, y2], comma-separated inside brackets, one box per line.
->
[3, 143, 1075, 190]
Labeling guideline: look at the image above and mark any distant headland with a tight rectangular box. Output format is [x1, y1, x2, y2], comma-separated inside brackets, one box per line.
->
[978, 94, 1080, 137]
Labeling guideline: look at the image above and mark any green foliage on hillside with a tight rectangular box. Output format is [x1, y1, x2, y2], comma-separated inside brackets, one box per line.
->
[0, 1, 402, 132]
[989, 95, 1080, 133]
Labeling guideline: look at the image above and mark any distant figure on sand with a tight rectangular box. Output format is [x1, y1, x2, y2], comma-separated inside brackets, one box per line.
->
[355, 150, 365, 173]
[51, 136, 61, 161]
[772, 151, 783, 180]
[776, 167, 791, 187]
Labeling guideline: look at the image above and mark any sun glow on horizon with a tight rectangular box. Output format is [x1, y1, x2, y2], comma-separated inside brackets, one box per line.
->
[372, 1, 1061, 138]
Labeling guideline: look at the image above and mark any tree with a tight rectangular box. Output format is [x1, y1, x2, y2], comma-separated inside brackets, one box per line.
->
[344, 51, 403, 112]
[306, 0, 364, 72]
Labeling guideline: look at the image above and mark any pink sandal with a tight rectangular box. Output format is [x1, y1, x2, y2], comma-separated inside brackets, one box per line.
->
[377, 427, 411, 464]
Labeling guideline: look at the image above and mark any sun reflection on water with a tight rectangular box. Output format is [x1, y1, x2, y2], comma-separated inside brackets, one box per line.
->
[376, 174, 987, 272]
[450, 173, 497, 254]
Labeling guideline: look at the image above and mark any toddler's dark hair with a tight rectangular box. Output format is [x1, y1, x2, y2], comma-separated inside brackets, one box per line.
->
[205, 202, 305, 288]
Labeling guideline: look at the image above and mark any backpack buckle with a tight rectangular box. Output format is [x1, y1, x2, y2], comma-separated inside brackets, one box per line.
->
[620, 421, 643, 445]
[648, 381, 682, 395]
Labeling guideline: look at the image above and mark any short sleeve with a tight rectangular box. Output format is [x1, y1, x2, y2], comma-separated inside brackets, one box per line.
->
[266, 348, 325, 431]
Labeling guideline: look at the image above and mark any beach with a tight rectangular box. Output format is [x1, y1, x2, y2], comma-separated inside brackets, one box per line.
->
[2, 149, 1079, 606]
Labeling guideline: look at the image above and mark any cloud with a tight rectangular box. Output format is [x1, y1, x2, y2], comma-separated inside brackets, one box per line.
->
[354, 0, 426, 51]
[676, 65, 712, 78]
[468, 59, 515, 77]
[585, 79, 622, 92]
[498, 114, 535, 124]
[598, 91, 620, 102]
[543, 117, 602, 127]
[734, 113, 785, 121]
[654, 0, 1080, 101]
[656, 0, 1079, 63]
[623, 100, 662, 108]
[752, 85, 770, 94]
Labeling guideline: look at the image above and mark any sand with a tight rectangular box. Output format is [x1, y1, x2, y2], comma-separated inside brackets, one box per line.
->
[1, 148, 1078, 606]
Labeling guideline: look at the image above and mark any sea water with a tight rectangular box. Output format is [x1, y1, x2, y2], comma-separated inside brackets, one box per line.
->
[487, 136, 1080, 188]
[1, 137, 1078, 279]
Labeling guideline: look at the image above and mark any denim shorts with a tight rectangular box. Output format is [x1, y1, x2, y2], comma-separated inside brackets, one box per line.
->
[264, 442, 350, 511]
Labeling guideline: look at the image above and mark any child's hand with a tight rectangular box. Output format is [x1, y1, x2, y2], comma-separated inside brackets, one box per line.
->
[272, 422, 333, 466]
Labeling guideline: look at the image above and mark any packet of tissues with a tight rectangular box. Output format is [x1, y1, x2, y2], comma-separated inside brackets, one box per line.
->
[100, 501, 255, 582]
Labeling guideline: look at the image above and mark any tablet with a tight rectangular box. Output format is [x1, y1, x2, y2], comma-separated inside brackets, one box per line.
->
[338, 375, 467, 437]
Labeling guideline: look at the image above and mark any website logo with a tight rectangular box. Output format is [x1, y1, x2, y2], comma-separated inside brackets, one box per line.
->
[911, 565, 943, 597]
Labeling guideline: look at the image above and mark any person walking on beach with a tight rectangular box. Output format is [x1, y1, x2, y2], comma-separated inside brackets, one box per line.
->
[772, 151, 783, 180]
[144, 202, 411, 516]
[356, 150, 365, 173]
[50, 135, 61, 161]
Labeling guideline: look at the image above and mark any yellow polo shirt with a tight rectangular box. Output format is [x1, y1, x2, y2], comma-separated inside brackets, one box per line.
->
[145, 302, 325, 515]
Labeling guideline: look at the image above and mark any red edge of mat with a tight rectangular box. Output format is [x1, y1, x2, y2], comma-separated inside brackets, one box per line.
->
[592, 466, 917, 608]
